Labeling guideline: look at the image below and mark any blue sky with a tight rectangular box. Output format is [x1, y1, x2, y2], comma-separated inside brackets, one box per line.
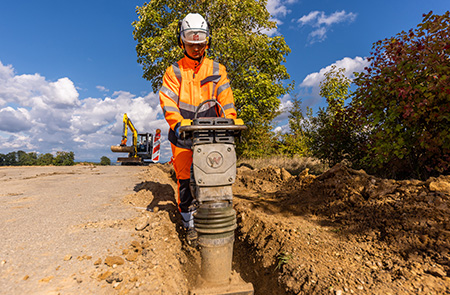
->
[0, 0, 448, 162]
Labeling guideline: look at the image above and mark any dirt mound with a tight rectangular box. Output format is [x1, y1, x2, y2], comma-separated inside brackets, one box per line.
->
[236, 165, 295, 193]
[284, 163, 450, 269]
[233, 163, 450, 294]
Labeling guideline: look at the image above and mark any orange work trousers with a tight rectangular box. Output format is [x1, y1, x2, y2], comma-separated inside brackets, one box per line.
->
[171, 143, 193, 213]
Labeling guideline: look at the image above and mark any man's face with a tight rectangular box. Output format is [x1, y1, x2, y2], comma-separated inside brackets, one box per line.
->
[184, 41, 207, 59]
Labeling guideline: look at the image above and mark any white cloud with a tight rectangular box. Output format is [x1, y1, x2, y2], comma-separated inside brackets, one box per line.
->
[267, 0, 292, 18]
[275, 56, 367, 129]
[262, 0, 298, 36]
[300, 56, 370, 108]
[41, 78, 80, 108]
[0, 107, 32, 132]
[0, 61, 169, 162]
[273, 122, 290, 134]
[310, 27, 327, 41]
[296, 10, 357, 43]
[301, 56, 369, 88]
[0, 134, 36, 151]
[96, 85, 109, 92]
[297, 11, 321, 25]
[276, 93, 293, 121]
[318, 10, 357, 26]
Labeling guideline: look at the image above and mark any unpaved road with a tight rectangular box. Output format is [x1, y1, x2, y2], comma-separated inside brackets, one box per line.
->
[0, 165, 146, 294]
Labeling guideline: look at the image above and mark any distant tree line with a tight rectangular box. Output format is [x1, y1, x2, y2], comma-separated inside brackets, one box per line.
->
[0, 151, 75, 166]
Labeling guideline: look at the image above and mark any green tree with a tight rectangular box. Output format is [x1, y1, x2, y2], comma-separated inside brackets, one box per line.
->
[133, 0, 292, 157]
[4, 152, 17, 166]
[100, 156, 111, 166]
[17, 150, 26, 165]
[37, 153, 54, 166]
[53, 151, 75, 166]
[17, 151, 37, 166]
[353, 11, 450, 179]
[306, 66, 366, 167]
[0, 153, 5, 166]
[237, 120, 279, 158]
[279, 95, 309, 157]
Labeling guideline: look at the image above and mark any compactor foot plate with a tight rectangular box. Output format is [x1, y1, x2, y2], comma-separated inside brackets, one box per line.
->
[190, 272, 254, 295]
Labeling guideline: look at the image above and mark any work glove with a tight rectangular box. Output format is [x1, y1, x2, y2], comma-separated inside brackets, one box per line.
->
[174, 122, 182, 139]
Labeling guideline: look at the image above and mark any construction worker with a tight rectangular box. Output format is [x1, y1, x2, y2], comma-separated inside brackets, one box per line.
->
[159, 13, 237, 244]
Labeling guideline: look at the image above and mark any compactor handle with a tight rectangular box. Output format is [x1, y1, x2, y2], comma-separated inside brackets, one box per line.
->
[194, 99, 226, 119]
[179, 100, 247, 140]
[179, 124, 246, 133]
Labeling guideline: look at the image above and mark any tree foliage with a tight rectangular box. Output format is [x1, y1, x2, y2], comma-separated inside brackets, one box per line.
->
[278, 95, 309, 157]
[37, 153, 54, 166]
[100, 156, 111, 166]
[17, 150, 36, 165]
[0, 152, 17, 166]
[53, 151, 75, 166]
[305, 66, 366, 167]
[237, 120, 279, 158]
[133, 0, 292, 157]
[0, 151, 75, 166]
[353, 11, 450, 179]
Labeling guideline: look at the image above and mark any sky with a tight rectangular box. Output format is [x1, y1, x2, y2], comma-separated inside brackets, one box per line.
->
[0, 0, 448, 163]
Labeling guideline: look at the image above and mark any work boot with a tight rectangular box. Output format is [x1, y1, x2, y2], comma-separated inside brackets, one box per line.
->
[186, 227, 198, 246]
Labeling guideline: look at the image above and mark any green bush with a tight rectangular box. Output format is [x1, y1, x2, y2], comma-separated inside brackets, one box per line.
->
[100, 156, 111, 166]
[52, 151, 75, 166]
[353, 11, 450, 179]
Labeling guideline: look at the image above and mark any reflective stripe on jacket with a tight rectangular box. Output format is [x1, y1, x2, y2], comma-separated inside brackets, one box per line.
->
[159, 56, 237, 148]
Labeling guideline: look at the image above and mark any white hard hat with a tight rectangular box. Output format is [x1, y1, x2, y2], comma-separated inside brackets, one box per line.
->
[179, 13, 209, 44]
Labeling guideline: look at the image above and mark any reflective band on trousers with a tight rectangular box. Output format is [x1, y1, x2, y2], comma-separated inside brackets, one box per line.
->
[181, 211, 196, 229]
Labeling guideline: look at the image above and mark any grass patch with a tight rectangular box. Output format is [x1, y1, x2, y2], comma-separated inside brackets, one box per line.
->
[275, 251, 293, 270]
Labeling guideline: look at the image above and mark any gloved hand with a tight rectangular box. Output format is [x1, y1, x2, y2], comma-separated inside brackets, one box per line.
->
[174, 122, 182, 139]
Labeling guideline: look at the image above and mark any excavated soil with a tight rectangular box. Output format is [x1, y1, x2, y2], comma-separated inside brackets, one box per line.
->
[1, 163, 449, 294]
[233, 164, 450, 294]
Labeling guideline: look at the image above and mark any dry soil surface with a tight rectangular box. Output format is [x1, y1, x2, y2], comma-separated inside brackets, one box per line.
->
[1, 163, 449, 295]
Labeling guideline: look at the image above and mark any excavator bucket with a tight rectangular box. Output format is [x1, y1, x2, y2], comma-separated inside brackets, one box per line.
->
[110, 145, 134, 153]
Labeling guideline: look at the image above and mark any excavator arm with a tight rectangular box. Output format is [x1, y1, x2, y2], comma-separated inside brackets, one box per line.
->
[120, 113, 138, 157]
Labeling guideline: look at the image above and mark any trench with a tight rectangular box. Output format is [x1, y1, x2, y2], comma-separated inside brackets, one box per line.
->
[145, 164, 290, 294]
[179, 213, 289, 295]
[233, 228, 289, 295]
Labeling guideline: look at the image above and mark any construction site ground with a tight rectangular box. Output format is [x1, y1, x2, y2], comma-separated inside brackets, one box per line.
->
[0, 163, 449, 295]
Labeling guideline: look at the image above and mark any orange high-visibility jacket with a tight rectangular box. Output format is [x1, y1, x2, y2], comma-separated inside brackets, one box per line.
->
[159, 56, 237, 148]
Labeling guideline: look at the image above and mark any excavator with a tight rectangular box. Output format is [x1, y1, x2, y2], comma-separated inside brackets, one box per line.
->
[110, 113, 161, 165]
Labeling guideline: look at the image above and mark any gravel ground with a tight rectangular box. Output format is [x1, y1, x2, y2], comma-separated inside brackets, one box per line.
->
[0, 165, 146, 295]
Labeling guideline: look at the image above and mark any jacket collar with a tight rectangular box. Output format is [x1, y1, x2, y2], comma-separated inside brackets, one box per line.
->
[182, 54, 205, 70]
